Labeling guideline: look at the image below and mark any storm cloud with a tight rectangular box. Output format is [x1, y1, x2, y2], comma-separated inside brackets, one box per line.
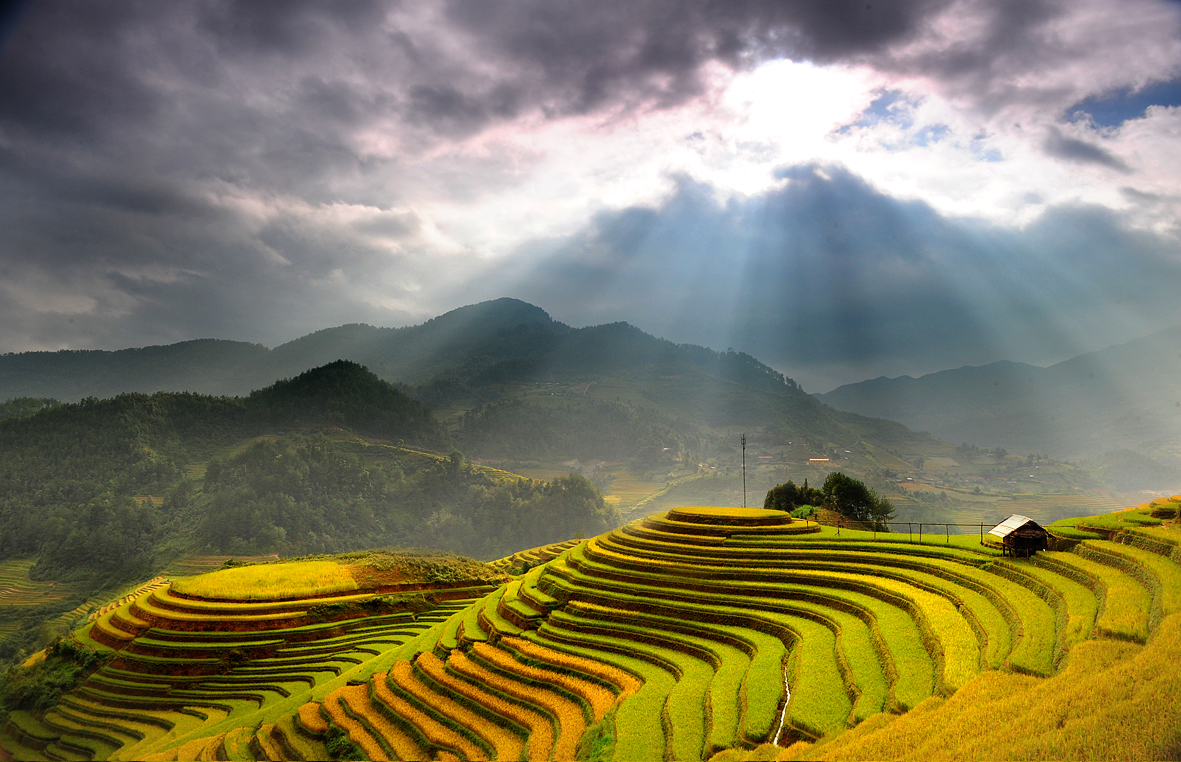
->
[0, 0, 1179, 387]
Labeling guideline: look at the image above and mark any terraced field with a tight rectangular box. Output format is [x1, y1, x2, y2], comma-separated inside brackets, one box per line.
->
[487, 540, 582, 574]
[0, 560, 71, 606]
[0, 554, 503, 761]
[5, 503, 1181, 761]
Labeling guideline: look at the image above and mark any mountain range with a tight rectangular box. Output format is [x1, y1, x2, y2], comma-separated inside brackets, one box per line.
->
[817, 326, 1181, 463]
[0, 298, 934, 460]
[3, 297, 1177, 496]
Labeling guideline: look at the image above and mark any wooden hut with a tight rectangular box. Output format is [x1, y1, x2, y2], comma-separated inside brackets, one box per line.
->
[988, 514, 1048, 558]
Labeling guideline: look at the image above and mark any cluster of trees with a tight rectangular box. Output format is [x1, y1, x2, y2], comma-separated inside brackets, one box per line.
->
[0, 363, 446, 583]
[764, 472, 895, 529]
[193, 436, 616, 560]
[0, 638, 108, 721]
[0, 397, 59, 421]
[956, 443, 1008, 461]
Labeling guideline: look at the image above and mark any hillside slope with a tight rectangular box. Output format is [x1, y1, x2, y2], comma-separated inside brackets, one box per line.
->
[817, 326, 1181, 463]
[0, 299, 564, 400]
[5, 501, 1180, 761]
[0, 360, 616, 662]
[0, 297, 949, 475]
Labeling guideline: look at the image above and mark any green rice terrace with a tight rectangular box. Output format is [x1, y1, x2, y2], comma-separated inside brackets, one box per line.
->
[4, 500, 1181, 760]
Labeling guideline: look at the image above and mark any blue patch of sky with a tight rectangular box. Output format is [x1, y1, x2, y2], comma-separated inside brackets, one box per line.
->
[913, 124, 950, 147]
[835, 88, 914, 136]
[835, 88, 953, 152]
[970, 134, 1003, 162]
[859, 89, 913, 129]
[1067, 77, 1181, 128]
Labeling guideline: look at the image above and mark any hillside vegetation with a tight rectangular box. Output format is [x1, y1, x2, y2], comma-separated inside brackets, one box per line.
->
[0, 298, 941, 466]
[0, 298, 1136, 527]
[0, 361, 617, 663]
[5, 500, 1180, 760]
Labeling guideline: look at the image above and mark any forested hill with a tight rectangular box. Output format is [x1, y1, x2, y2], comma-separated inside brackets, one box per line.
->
[0, 362, 444, 570]
[0, 360, 614, 583]
[0, 298, 934, 455]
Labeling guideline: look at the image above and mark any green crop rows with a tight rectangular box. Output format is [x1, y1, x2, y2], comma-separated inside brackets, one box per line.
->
[281, 506, 1161, 762]
[6, 504, 1177, 761]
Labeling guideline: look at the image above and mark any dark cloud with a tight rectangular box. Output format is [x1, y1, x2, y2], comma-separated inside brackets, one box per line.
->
[0, 0, 1174, 377]
[479, 165, 1181, 391]
[441, 0, 953, 116]
[196, 0, 390, 57]
[1044, 128, 1131, 172]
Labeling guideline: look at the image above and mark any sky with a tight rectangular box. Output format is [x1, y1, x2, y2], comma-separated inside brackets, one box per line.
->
[1, 0, 1180, 392]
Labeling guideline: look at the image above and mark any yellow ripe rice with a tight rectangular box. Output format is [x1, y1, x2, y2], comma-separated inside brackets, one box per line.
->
[171, 560, 358, 600]
[502, 636, 641, 699]
[472, 641, 617, 720]
[323, 685, 389, 761]
[449, 648, 585, 759]
[341, 680, 424, 762]
[418, 651, 546, 759]
[296, 702, 328, 734]
[383, 661, 485, 759]
[403, 653, 526, 760]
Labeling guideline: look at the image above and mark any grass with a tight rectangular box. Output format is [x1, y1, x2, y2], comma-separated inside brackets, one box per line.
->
[500, 635, 641, 701]
[0, 558, 70, 605]
[546, 540, 938, 713]
[323, 685, 390, 761]
[489, 538, 581, 573]
[836, 614, 889, 723]
[577, 599, 754, 754]
[1016, 562, 1099, 653]
[2, 578, 478, 762]
[469, 641, 612, 721]
[385, 660, 490, 759]
[18, 503, 1181, 762]
[1101, 540, 1181, 614]
[781, 618, 852, 740]
[573, 536, 982, 693]
[545, 606, 716, 761]
[667, 505, 790, 522]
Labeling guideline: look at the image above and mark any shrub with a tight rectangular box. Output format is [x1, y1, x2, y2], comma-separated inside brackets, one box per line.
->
[323, 726, 365, 761]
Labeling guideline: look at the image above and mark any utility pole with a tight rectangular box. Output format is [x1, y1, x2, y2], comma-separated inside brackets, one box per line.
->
[741, 433, 747, 509]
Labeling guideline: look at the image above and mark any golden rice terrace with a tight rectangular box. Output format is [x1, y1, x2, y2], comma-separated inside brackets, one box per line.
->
[4, 501, 1181, 761]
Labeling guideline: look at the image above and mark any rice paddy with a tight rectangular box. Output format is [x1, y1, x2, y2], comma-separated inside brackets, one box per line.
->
[170, 561, 360, 600]
[0, 559, 71, 606]
[3, 504, 1178, 760]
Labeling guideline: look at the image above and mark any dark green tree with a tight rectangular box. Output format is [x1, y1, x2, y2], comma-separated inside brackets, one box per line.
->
[763, 479, 823, 512]
[821, 472, 894, 528]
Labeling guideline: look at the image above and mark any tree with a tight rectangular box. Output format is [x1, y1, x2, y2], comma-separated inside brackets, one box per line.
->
[821, 472, 894, 529]
[763, 479, 823, 512]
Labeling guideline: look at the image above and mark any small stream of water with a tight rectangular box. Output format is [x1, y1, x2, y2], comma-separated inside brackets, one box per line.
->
[771, 673, 792, 744]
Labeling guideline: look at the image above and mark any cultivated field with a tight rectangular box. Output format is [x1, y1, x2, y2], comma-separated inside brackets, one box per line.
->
[0, 552, 504, 761]
[4, 500, 1181, 760]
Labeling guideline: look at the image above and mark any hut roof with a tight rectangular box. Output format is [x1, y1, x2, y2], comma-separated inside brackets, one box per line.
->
[988, 514, 1045, 539]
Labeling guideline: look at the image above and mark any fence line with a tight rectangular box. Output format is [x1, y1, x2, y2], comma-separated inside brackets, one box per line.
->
[818, 519, 992, 544]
